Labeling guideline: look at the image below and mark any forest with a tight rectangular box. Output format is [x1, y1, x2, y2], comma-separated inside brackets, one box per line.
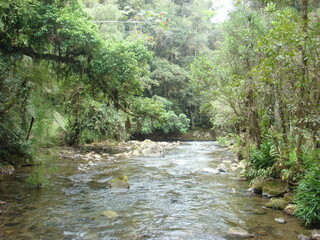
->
[0, 0, 319, 230]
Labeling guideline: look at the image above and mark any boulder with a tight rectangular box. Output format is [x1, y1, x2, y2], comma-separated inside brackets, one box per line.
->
[227, 227, 254, 238]
[262, 179, 287, 197]
[108, 176, 130, 189]
[249, 178, 287, 197]
[266, 198, 288, 210]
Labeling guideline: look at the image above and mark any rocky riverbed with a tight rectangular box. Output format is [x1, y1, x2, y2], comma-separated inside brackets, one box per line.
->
[0, 140, 317, 240]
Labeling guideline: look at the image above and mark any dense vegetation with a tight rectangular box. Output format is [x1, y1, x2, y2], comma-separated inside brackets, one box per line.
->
[0, 0, 319, 227]
[0, 0, 214, 166]
[191, 0, 320, 227]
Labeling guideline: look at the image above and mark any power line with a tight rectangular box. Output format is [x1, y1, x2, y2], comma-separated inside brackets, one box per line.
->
[93, 20, 151, 24]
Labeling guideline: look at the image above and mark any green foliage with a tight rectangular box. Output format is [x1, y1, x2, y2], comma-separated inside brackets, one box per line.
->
[294, 166, 320, 226]
[250, 140, 278, 169]
[132, 96, 190, 135]
[65, 99, 128, 144]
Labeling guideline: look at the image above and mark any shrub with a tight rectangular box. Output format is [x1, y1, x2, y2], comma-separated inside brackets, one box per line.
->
[250, 140, 278, 169]
[294, 166, 320, 227]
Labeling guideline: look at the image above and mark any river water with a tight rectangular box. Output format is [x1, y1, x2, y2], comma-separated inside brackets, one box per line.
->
[0, 141, 309, 239]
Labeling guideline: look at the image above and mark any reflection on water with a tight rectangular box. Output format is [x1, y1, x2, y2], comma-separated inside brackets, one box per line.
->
[0, 141, 309, 239]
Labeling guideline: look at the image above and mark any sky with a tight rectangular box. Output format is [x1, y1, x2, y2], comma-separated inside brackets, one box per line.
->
[211, 0, 234, 23]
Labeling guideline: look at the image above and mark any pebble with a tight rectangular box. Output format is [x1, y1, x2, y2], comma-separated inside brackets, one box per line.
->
[274, 218, 286, 224]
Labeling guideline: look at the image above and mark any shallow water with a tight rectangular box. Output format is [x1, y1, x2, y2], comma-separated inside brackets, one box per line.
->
[0, 141, 309, 239]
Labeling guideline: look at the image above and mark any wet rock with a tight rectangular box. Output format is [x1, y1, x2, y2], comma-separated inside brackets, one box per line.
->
[298, 234, 311, 240]
[101, 210, 118, 218]
[284, 204, 297, 215]
[108, 176, 130, 189]
[217, 163, 228, 172]
[223, 160, 232, 164]
[198, 168, 220, 174]
[311, 230, 320, 240]
[262, 179, 287, 197]
[0, 201, 6, 205]
[266, 198, 288, 210]
[227, 227, 254, 238]
[248, 177, 264, 194]
[274, 218, 286, 224]
[0, 165, 15, 175]
[249, 178, 287, 197]
[237, 160, 247, 171]
[140, 140, 164, 157]
[230, 163, 239, 172]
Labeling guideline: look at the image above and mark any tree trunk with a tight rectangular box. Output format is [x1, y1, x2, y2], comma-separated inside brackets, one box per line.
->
[296, 0, 309, 163]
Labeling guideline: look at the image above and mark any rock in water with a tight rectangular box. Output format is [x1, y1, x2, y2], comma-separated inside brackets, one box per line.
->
[266, 198, 288, 210]
[102, 210, 118, 218]
[284, 204, 297, 215]
[0, 165, 15, 175]
[217, 163, 228, 172]
[227, 227, 254, 238]
[298, 234, 311, 240]
[198, 168, 220, 174]
[274, 218, 286, 224]
[108, 176, 130, 189]
[312, 230, 320, 240]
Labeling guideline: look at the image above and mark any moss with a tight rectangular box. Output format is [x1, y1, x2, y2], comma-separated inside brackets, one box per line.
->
[249, 177, 264, 193]
[262, 179, 287, 197]
[109, 176, 129, 189]
[266, 198, 288, 210]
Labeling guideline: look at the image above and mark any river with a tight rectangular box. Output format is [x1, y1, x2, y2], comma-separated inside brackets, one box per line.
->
[0, 141, 309, 239]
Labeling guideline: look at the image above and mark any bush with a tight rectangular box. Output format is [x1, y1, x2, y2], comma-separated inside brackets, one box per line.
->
[294, 166, 320, 227]
[250, 140, 277, 169]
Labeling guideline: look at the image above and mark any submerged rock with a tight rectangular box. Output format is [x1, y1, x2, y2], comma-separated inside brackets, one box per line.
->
[101, 210, 118, 218]
[108, 176, 130, 189]
[266, 198, 288, 210]
[227, 227, 254, 238]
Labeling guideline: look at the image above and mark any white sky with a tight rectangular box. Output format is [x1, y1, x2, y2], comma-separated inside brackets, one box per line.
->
[211, 0, 234, 23]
